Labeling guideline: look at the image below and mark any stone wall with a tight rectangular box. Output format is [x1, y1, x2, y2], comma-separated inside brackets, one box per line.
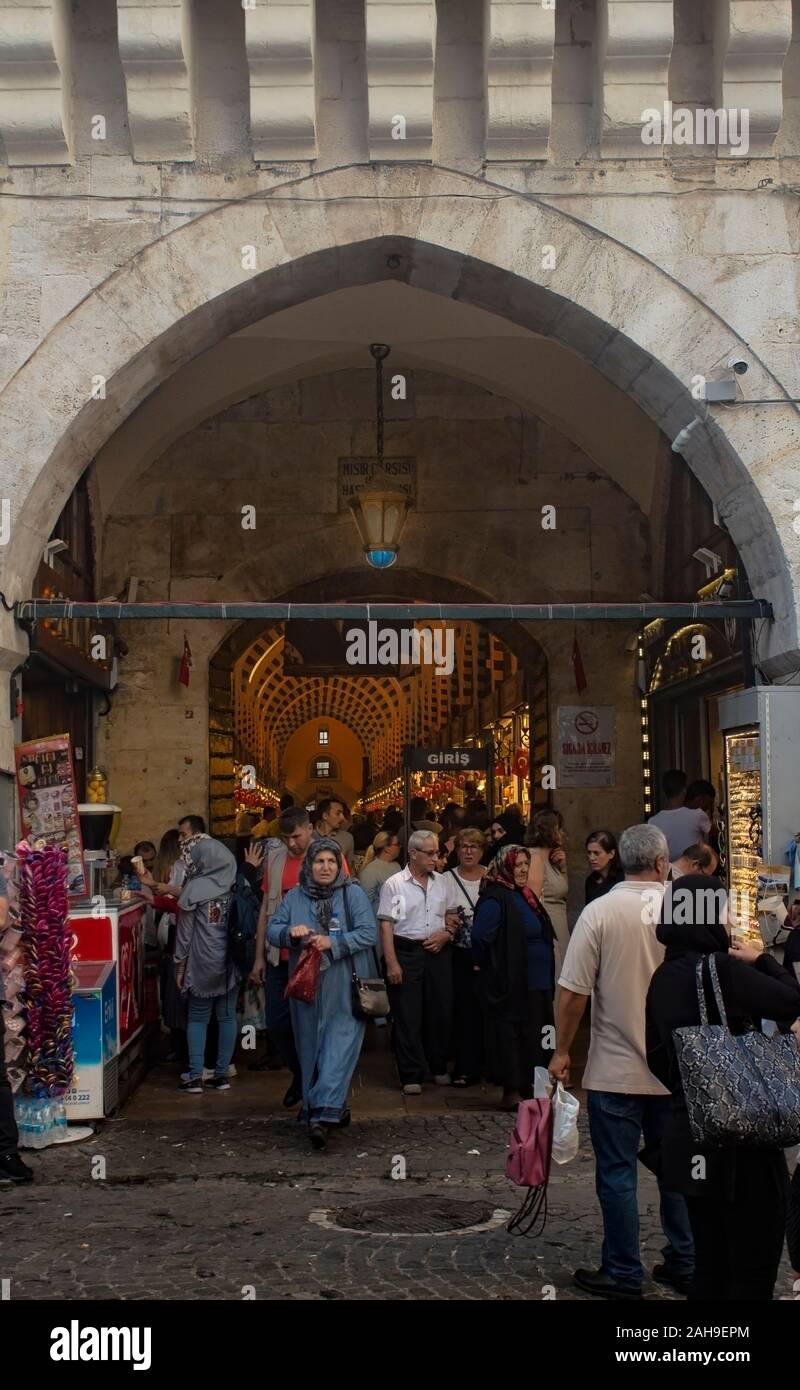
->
[95, 366, 649, 907]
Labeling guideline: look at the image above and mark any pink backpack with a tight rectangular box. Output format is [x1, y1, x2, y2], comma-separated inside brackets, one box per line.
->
[506, 1098, 553, 1236]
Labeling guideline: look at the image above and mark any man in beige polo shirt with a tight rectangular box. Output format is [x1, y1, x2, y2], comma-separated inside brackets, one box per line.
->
[550, 823, 694, 1301]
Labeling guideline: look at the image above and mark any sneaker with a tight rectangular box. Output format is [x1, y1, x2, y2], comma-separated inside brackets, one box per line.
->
[206, 1075, 230, 1091]
[433, 1074, 451, 1086]
[402, 1083, 422, 1096]
[178, 1077, 203, 1094]
[0, 1151, 34, 1184]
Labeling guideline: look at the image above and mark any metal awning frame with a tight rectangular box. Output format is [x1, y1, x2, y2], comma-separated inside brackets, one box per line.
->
[14, 600, 772, 623]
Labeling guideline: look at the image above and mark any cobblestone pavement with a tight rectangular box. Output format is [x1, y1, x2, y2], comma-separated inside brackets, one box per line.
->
[4, 1057, 795, 1302]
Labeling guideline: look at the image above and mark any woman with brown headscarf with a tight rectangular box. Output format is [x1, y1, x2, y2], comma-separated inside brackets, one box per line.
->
[471, 845, 556, 1111]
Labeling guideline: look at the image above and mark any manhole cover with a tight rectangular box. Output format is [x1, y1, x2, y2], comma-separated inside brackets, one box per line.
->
[325, 1197, 498, 1236]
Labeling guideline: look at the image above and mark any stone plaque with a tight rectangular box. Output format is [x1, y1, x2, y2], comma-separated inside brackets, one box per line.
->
[337, 456, 416, 511]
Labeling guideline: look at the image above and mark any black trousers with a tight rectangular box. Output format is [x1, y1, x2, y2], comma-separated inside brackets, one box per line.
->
[685, 1162, 789, 1300]
[387, 939, 453, 1084]
[265, 959, 302, 1086]
[787, 1162, 800, 1273]
[452, 947, 483, 1080]
[0, 1006, 19, 1158]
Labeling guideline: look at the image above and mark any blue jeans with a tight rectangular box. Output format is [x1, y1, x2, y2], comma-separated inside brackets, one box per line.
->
[587, 1091, 694, 1287]
[186, 985, 239, 1079]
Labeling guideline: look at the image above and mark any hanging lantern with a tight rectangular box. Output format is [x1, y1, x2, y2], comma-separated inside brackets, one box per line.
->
[348, 474, 410, 570]
[347, 343, 411, 570]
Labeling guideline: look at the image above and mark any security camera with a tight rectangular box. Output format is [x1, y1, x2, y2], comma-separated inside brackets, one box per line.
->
[727, 354, 749, 376]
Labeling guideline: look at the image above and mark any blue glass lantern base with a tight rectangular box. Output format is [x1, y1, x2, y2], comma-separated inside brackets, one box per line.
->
[365, 549, 397, 569]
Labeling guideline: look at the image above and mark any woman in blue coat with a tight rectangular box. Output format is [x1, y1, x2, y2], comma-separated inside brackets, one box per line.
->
[267, 836, 378, 1148]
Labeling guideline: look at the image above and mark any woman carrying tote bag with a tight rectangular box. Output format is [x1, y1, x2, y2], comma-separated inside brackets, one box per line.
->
[645, 876, 800, 1301]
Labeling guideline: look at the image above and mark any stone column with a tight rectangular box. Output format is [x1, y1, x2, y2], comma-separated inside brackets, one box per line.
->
[596, 0, 674, 157]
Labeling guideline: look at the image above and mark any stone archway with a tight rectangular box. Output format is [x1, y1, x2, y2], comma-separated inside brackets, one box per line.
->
[208, 568, 550, 834]
[1, 162, 797, 705]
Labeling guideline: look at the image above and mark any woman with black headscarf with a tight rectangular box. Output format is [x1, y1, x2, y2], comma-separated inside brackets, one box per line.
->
[471, 844, 555, 1111]
[646, 875, 800, 1300]
[267, 837, 377, 1148]
[485, 808, 527, 864]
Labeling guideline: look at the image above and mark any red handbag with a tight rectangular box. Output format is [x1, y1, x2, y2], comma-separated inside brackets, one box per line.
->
[284, 946, 321, 1003]
[505, 1098, 554, 1236]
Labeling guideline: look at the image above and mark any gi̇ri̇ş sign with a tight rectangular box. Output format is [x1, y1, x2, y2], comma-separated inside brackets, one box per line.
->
[557, 707, 616, 788]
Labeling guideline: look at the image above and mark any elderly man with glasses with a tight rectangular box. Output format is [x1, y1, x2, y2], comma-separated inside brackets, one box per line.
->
[378, 830, 458, 1095]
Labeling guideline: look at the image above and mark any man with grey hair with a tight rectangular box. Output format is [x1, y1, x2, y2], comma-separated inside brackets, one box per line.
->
[378, 830, 458, 1095]
[550, 824, 694, 1300]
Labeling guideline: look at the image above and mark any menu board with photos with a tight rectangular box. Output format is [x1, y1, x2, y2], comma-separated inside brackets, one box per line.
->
[14, 734, 87, 896]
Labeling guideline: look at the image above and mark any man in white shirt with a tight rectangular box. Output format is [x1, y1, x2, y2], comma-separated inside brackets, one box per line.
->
[378, 830, 458, 1095]
[648, 769, 711, 861]
[550, 823, 694, 1300]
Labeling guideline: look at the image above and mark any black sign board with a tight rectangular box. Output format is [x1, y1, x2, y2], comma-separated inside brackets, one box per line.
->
[283, 620, 413, 677]
[404, 746, 491, 772]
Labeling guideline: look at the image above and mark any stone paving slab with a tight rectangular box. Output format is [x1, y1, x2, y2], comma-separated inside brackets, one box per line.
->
[4, 1051, 794, 1303]
[0, 1110, 705, 1303]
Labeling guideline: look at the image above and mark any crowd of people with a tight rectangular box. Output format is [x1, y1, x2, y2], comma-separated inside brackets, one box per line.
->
[1, 772, 798, 1303]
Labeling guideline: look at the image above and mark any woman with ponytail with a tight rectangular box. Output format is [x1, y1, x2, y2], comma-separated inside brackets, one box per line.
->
[358, 831, 401, 919]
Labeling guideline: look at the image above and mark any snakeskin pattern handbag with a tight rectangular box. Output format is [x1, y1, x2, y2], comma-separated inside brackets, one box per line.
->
[673, 953, 800, 1148]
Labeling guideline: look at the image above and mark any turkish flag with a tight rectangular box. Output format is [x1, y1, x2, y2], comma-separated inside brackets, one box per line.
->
[179, 635, 192, 687]
[513, 749, 529, 779]
[572, 633, 588, 695]
[443, 778, 454, 793]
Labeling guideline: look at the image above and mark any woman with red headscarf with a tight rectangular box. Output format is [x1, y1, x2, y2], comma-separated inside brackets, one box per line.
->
[471, 844, 556, 1111]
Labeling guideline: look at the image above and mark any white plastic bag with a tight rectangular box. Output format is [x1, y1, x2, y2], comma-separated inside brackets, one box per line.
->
[533, 1066, 580, 1165]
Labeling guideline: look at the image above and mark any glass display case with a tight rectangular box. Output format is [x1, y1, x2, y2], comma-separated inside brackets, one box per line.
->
[721, 728, 762, 929]
[717, 687, 800, 945]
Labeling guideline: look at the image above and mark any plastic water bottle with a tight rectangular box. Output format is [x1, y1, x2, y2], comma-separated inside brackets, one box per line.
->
[52, 1100, 68, 1138]
[30, 1101, 47, 1149]
[14, 1096, 32, 1148]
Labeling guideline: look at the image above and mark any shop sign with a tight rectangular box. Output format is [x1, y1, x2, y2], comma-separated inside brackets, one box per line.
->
[14, 734, 87, 895]
[404, 746, 491, 772]
[557, 707, 616, 788]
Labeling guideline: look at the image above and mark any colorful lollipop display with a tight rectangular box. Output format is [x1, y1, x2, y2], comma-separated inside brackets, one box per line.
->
[16, 839, 74, 1097]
